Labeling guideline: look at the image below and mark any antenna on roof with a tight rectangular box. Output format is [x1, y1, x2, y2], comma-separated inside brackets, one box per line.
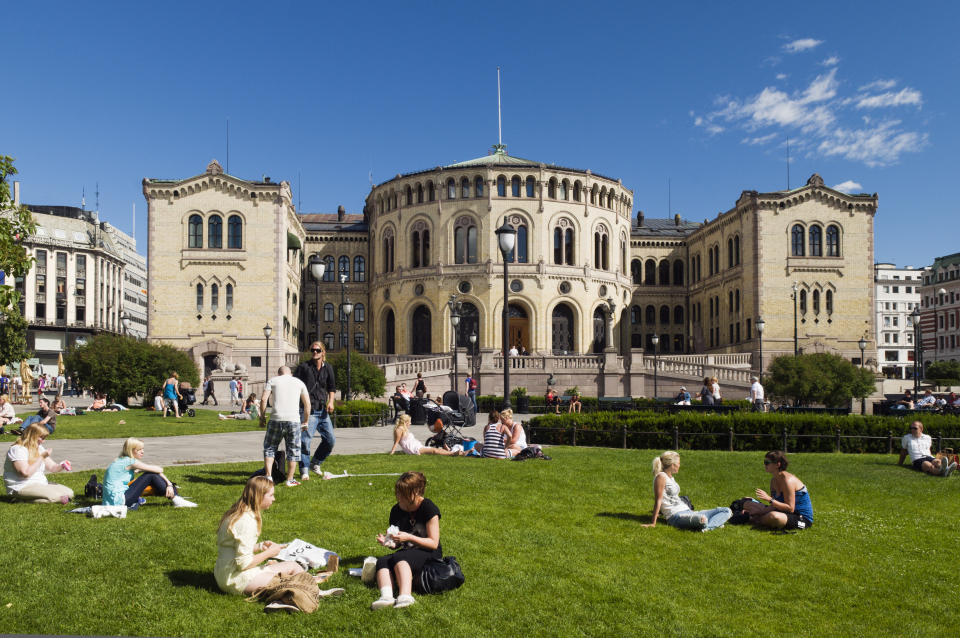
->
[786, 138, 790, 190]
[81, 186, 85, 211]
[95, 182, 99, 211]
[497, 66, 502, 147]
[298, 170, 301, 212]
[226, 117, 230, 175]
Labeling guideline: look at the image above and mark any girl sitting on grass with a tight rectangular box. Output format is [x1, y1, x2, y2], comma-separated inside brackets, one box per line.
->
[480, 410, 509, 459]
[103, 437, 197, 509]
[219, 394, 261, 420]
[641, 450, 731, 531]
[371, 471, 441, 610]
[502, 409, 527, 458]
[741, 450, 814, 530]
[389, 414, 461, 456]
[2, 424, 73, 504]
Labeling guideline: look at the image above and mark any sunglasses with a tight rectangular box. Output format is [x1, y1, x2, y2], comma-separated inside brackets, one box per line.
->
[763, 459, 776, 465]
[310, 349, 323, 354]
[910, 426, 920, 431]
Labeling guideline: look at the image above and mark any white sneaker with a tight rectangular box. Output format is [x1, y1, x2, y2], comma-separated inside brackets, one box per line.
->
[370, 596, 395, 610]
[361, 556, 377, 585]
[945, 462, 958, 478]
[394, 594, 416, 608]
[171, 496, 198, 508]
[311, 464, 323, 474]
[301, 471, 310, 481]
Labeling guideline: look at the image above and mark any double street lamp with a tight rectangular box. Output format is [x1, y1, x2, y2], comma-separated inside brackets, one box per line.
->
[469, 330, 478, 382]
[263, 323, 272, 388]
[651, 334, 660, 399]
[858, 336, 868, 414]
[792, 282, 799, 356]
[756, 317, 765, 376]
[495, 218, 517, 410]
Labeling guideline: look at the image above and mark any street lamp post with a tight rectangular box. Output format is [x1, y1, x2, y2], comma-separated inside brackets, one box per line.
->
[911, 307, 921, 396]
[651, 334, 660, 399]
[858, 336, 868, 415]
[449, 299, 461, 392]
[340, 273, 354, 401]
[263, 324, 272, 390]
[495, 218, 517, 410]
[935, 287, 947, 362]
[756, 317, 765, 376]
[469, 330, 478, 383]
[309, 256, 325, 348]
[792, 282, 799, 356]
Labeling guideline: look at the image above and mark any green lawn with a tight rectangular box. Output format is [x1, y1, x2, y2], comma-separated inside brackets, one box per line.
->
[0, 448, 957, 637]
[23, 408, 261, 439]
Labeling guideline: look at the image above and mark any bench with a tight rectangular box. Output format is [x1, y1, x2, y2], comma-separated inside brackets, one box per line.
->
[598, 396, 634, 412]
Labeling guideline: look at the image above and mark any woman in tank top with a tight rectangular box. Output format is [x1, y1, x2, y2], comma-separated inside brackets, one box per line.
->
[641, 450, 732, 531]
[480, 410, 509, 459]
[742, 450, 814, 530]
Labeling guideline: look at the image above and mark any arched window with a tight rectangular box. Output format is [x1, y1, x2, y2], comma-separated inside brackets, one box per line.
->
[475, 176, 484, 198]
[727, 238, 734, 268]
[813, 289, 821, 314]
[660, 305, 670, 324]
[323, 255, 335, 281]
[427, 182, 435, 202]
[338, 256, 349, 280]
[382, 233, 394, 273]
[601, 235, 609, 270]
[708, 247, 714, 276]
[516, 224, 528, 263]
[211, 283, 219, 312]
[553, 228, 563, 265]
[496, 176, 506, 197]
[207, 215, 222, 249]
[559, 180, 568, 200]
[354, 303, 365, 322]
[713, 245, 720, 274]
[416, 183, 424, 203]
[590, 185, 597, 205]
[645, 259, 656, 285]
[573, 181, 581, 202]
[324, 303, 334, 322]
[354, 256, 366, 282]
[735, 289, 740, 313]
[196, 283, 203, 311]
[554, 221, 574, 265]
[631, 305, 641, 324]
[460, 177, 470, 198]
[323, 332, 335, 351]
[226, 284, 233, 312]
[511, 176, 521, 197]
[454, 217, 478, 264]
[826, 289, 834, 314]
[564, 228, 574, 265]
[728, 290, 734, 312]
[809, 225, 823, 257]
[645, 305, 656, 324]
[673, 259, 684, 285]
[548, 178, 557, 199]
[826, 225, 840, 256]
[594, 228, 609, 270]
[631, 259, 642, 284]
[791, 225, 805, 256]
[406, 185, 413, 205]
[227, 215, 242, 249]
[659, 261, 670, 286]
[734, 235, 741, 265]
[447, 178, 456, 200]
[525, 176, 535, 197]
[799, 289, 807, 314]
[411, 221, 430, 268]
[188, 214, 203, 248]
[674, 305, 684, 324]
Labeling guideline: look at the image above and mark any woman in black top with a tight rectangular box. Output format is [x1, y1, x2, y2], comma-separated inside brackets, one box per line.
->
[413, 372, 427, 396]
[370, 471, 441, 610]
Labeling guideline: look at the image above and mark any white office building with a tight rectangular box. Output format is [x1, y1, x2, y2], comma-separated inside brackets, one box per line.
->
[874, 262, 924, 379]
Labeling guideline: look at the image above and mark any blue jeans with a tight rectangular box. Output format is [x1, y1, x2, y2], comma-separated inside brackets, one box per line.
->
[300, 410, 335, 472]
[668, 507, 732, 531]
[21, 415, 54, 434]
[468, 390, 477, 411]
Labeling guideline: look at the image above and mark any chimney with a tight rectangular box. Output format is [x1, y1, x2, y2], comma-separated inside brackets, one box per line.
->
[338, 205, 345, 222]
[674, 213, 681, 226]
[13, 181, 20, 207]
[637, 210, 644, 227]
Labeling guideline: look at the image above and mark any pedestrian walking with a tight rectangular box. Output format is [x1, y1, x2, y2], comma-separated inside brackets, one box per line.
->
[229, 377, 240, 407]
[293, 341, 337, 481]
[202, 376, 218, 406]
[259, 366, 310, 487]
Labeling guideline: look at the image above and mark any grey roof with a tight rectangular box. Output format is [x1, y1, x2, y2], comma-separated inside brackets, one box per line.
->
[631, 217, 702, 237]
[300, 213, 367, 233]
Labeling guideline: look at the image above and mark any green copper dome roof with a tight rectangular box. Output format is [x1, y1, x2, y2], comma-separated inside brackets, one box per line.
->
[445, 144, 541, 168]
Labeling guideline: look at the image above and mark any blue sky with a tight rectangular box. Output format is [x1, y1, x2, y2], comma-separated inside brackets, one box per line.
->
[2, 1, 955, 267]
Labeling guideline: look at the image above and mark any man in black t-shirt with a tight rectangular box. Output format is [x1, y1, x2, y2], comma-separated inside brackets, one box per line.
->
[293, 341, 337, 480]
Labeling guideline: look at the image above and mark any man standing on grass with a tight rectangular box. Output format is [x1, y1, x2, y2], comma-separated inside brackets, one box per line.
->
[259, 366, 310, 487]
[294, 341, 336, 482]
[750, 375, 765, 412]
[899, 421, 956, 476]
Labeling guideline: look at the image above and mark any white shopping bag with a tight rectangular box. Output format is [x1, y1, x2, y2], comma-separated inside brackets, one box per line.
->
[276, 538, 337, 569]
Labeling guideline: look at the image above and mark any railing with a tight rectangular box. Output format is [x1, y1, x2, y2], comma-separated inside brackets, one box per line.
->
[394, 356, 450, 376]
[654, 353, 752, 368]
[362, 354, 438, 365]
[642, 358, 754, 383]
[492, 354, 603, 370]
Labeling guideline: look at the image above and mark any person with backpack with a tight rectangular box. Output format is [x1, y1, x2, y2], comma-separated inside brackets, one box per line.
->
[464, 375, 477, 411]
[370, 471, 442, 610]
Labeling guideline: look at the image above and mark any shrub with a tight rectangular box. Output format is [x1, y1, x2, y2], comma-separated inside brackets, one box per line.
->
[765, 353, 875, 407]
[326, 351, 386, 400]
[334, 399, 391, 428]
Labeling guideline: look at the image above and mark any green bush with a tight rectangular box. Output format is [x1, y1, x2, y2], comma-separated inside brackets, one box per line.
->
[527, 411, 960, 453]
[333, 399, 390, 428]
[476, 395, 751, 413]
[327, 351, 386, 400]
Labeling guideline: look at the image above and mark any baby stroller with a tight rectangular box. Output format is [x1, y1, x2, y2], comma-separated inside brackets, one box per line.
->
[425, 391, 476, 449]
[178, 384, 197, 417]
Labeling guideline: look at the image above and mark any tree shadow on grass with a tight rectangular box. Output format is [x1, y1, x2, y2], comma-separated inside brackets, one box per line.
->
[167, 570, 225, 594]
[183, 474, 249, 486]
[596, 512, 649, 523]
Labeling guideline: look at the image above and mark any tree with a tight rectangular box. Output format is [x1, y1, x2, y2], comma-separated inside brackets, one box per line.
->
[66, 335, 199, 405]
[925, 360, 960, 389]
[765, 353, 875, 408]
[327, 351, 386, 400]
[0, 156, 36, 364]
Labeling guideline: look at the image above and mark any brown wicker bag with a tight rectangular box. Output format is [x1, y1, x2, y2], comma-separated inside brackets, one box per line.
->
[246, 571, 319, 613]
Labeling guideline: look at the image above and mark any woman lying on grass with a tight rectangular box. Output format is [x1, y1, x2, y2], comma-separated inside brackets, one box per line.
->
[389, 414, 462, 456]
[2, 424, 73, 504]
[103, 437, 196, 509]
[219, 394, 261, 420]
[371, 471, 441, 610]
[642, 450, 732, 531]
[742, 451, 814, 530]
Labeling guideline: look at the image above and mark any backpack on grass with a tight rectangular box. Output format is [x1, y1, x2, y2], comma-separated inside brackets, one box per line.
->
[249, 450, 288, 484]
[416, 556, 465, 594]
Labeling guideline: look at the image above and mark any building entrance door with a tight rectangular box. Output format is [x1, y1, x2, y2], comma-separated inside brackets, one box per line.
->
[507, 303, 529, 352]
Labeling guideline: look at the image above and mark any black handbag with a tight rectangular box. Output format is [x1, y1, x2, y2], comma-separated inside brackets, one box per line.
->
[416, 556, 465, 594]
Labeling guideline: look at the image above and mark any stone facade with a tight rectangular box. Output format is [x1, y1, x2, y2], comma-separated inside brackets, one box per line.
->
[143, 160, 306, 388]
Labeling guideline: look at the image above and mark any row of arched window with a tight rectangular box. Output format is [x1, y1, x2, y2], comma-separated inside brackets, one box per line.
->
[308, 302, 366, 323]
[797, 287, 835, 315]
[196, 282, 234, 313]
[378, 175, 629, 214]
[631, 259, 684, 286]
[188, 214, 243, 249]
[791, 224, 841, 257]
[630, 305, 685, 326]
[311, 255, 366, 282]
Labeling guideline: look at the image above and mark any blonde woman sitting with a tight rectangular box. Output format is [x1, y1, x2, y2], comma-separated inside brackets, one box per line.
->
[0, 394, 22, 431]
[501, 409, 528, 458]
[641, 450, 731, 531]
[103, 437, 196, 509]
[2, 424, 73, 504]
[389, 414, 461, 456]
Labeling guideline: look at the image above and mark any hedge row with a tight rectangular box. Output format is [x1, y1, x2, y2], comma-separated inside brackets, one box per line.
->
[476, 395, 752, 413]
[331, 399, 390, 428]
[526, 412, 960, 454]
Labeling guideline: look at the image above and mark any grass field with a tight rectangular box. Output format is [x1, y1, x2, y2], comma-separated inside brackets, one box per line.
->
[0, 447, 957, 637]
[11, 408, 261, 439]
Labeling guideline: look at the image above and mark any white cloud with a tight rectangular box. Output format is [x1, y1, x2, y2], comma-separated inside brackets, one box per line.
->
[856, 87, 923, 109]
[832, 180, 863, 193]
[742, 133, 778, 146]
[818, 120, 928, 167]
[821, 56, 839, 66]
[783, 38, 823, 53]
[776, 73, 788, 80]
[859, 79, 896, 91]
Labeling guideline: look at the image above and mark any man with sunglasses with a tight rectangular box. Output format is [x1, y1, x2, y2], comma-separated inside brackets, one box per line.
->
[294, 342, 337, 481]
[898, 421, 956, 476]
